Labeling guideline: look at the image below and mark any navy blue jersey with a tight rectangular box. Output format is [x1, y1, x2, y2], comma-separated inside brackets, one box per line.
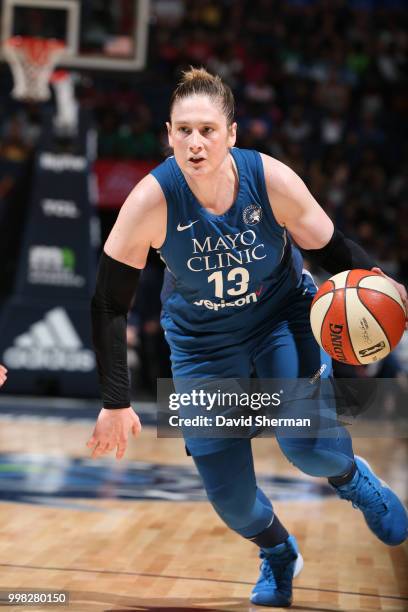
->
[151, 147, 304, 336]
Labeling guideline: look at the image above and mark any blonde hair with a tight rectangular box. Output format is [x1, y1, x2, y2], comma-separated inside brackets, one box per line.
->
[169, 67, 235, 126]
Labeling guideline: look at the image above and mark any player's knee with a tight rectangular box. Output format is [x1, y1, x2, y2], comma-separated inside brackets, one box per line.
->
[207, 486, 272, 535]
[207, 487, 254, 529]
[280, 442, 352, 477]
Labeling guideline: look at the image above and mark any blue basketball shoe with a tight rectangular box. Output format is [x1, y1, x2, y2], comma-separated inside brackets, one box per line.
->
[250, 535, 303, 607]
[332, 456, 408, 546]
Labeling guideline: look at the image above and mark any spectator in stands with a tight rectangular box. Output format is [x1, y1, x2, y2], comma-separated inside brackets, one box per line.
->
[89, 0, 408, 293]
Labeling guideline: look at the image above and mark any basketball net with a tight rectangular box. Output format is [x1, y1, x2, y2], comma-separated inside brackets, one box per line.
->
[3, 36, 66, 102]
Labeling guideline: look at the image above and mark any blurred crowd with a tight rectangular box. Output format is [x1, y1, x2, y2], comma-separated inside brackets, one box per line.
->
[0, 0, 407, 391]
[96, 0, 407, 282]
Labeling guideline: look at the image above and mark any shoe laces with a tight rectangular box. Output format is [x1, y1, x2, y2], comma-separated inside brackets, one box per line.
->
[337, 472, 388, 519]
[259, 549, 295, 590]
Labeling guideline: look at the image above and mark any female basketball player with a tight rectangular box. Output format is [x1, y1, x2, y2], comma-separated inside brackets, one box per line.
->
[88, 69, 408, 607]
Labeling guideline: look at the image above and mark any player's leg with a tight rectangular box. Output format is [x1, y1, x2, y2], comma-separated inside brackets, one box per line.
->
[168, 333, 287, 540]
[255, 317, 355, 479]
[254, 277, 408, 547]
[166, 328, 253, 457]
[193, 439, 303, 608]
[192, 439, 282, 540]
[166, 330, 301, 607]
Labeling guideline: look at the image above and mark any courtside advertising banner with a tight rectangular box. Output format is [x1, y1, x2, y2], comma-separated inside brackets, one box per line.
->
[0, 299, 98, 397]
[15, 151, 94, 300]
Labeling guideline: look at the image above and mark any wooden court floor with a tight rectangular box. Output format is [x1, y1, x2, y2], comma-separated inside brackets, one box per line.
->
[0, 406, 407, 612]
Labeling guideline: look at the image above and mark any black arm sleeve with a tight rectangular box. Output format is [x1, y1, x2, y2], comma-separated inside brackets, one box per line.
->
[91, 251, 140, 409]
[301, 228, 377, 275]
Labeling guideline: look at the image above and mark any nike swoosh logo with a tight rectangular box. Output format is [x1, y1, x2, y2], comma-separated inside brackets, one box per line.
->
[177, 221, 198, 231]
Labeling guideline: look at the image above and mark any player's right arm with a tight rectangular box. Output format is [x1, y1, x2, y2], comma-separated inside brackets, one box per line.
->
[104, 174, 167, 267]
[87, 175, 166, 460]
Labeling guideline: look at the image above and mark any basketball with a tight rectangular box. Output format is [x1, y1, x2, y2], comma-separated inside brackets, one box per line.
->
[310, 269, 406, 365]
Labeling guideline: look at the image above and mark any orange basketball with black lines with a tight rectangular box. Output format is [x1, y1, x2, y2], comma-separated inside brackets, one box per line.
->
[310, 269, 406, 365]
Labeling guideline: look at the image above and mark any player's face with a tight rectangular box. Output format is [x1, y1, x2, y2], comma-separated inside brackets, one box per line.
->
[167, 95, 237, 178]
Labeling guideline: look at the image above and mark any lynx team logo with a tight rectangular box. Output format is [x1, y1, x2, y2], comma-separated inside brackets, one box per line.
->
[243, 204, 262, 225]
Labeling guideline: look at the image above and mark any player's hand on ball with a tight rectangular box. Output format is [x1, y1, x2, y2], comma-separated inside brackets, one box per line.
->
[87, 407, 141, 460]
[0, 365, 7, 387]
[372, 267, 408, 328]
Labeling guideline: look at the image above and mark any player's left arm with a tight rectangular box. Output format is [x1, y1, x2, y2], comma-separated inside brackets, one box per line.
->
[260, 153, 408, 322]
[0, 364, 7, 387]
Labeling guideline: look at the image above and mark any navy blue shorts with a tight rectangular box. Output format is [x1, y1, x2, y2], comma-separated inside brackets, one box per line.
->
[164, 272, 333, 457]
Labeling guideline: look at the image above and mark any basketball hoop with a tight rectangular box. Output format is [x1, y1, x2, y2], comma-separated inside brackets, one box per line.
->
[3, 36, 66, 102]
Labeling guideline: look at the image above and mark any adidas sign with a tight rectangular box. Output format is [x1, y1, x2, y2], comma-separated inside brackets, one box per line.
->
[3, 307, 95, 372]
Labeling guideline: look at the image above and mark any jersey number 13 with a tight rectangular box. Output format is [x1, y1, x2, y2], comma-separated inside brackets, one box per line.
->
[207, 267, 249, 298]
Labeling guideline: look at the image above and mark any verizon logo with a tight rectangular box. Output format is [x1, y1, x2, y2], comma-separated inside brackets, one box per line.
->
[3, 308, 95, 372]
[194, 292, 258, 311]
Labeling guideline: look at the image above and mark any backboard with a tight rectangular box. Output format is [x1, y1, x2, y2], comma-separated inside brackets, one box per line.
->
[1, 0, 150, 70]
